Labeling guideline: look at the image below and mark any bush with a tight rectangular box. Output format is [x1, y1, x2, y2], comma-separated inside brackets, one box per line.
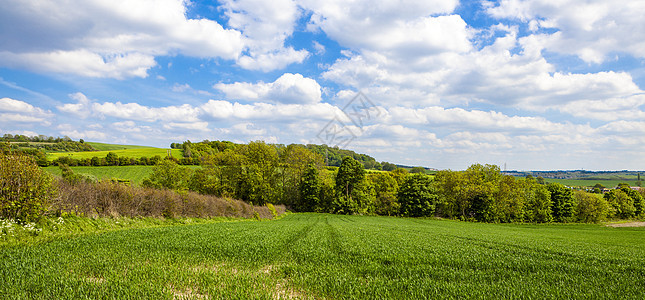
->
[0, 154, 56, 222]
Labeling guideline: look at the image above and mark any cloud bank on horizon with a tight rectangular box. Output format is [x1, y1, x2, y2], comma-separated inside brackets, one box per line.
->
[1, 0, 644, 170]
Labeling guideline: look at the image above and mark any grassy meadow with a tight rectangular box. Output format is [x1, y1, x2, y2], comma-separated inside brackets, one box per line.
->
[85, 142, 158, 151]
[46, 147, 183, 161]
[43, 165, 201, 185]
[2, 213, 644, 299]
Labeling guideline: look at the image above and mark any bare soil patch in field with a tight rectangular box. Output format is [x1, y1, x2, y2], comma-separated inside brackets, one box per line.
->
[607, 222, 645, 227]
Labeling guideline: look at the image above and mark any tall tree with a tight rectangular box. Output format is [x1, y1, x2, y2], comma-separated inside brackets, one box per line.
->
[547, 183, 576, 222]
[297, 163, 321, 212]
[398, 173, 437, 217]
[239, 141, 279, 205]
[334, 157, 370, 214]
[369, 172, 399, 216]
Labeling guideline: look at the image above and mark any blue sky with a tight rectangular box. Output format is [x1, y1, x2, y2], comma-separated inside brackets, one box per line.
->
[1, 0, 645, 170]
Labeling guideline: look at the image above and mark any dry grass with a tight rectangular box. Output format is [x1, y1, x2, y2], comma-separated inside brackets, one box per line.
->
[607, 221, 645, 227]
[51, 179, 285, 219]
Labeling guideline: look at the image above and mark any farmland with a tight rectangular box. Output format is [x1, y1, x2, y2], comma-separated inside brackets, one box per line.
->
[2, 214, 644, 299]
[43, 165, 201, 185]
[46, 147, 183, 161]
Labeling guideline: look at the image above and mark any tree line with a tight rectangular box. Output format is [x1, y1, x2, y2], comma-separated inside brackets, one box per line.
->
[143, 141, 644, 222]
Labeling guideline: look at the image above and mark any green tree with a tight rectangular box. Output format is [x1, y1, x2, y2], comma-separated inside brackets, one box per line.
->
[604, 189, 635, 219]
[143, 159, 193, 190]
[381, 162, 397, 171]
[369, 172, 399, 216]
[106, 152, 119, 166]
[574, 190, 609, 223]
[547, 183, 576, 222]
[334, 157, 370, 214]
[410, 167, 425, 174]
[0, 154, 56, 222]
[280, 144, 324, 207]
[390, 168, 409, 186]
[494, 175, 525, 222]
[434, 169, 466, 218]
[297, 164, 321, 212]
[398, 173, 437, 217]
[522, 178, 552, 223]
[620, 187, 643, 216]
[239, 141, 279, 205]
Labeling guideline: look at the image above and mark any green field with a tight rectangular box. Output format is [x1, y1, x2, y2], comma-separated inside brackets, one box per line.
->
[86, 142, 157, 151]
[43, 165, 201, 184]
[2, 214, 643, 299]
[47, 147, 183, 161]
[544, 178, 639, 188]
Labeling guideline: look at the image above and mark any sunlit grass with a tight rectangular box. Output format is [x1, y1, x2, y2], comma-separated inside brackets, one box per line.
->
[2, 214, 644, 299]
[46, 147, 183, 160]
[43, 165, 201, 185]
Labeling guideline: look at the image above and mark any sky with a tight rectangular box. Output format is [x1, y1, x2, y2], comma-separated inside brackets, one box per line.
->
[1, 0, 645, 171]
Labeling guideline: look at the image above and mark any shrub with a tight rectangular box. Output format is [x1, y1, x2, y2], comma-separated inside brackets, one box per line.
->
[0, 154, 56, 222]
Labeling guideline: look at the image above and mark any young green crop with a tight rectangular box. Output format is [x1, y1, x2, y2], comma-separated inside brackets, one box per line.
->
[1, 214, 644, 299]
[46, 147, 183, 161]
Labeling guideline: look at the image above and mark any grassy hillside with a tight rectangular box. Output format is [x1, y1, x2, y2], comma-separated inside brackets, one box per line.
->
[43, 165, 201, 184]
[2, 214, 643, 299]
[47, 147, 183, 161]
[85, 142, 154, 151]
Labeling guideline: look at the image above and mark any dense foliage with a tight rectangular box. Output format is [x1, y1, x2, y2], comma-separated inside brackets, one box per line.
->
[138, 146, 643, 222]
[0, 154, 56, 222]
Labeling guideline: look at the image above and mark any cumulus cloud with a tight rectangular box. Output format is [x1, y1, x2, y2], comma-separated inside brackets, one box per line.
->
[215, 73, 322, 104]
[221, 0, 308, 71]
[485, 0, 645, 63]
[0, 0, 244, 79]
[321, 27, 645, 118]
[303, 0, 468, 58]
[0, 97, 53, 124]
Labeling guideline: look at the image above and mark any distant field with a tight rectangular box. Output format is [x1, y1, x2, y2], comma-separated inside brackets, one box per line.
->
[1, 214, 644, 298]
[47, 147, 183, 160]
[85, 142, 156, 151]
[544, 178, 639, 188]
[44, 165, 201, 185]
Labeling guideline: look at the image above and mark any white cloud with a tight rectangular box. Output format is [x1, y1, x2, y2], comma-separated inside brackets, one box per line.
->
[57, 93, 92, 118]
[92, 102, 201, 122]
[0, 0, 244, 79]
[321, 29, 645, 117]
[201, 100, 337, 121]
[303, 0, 466, 58]
[313, 41, 325, 55]
[112, 121, 142, 133]
[215, 73, 322, 104]
[163, 122, 210, 132]
[236, 48, 309, 72]
[221, 0, 308, 71]
[172, 83, 191, 93]
[59, 130, 107, 140]
[0, 97, 53, 124]
[485, 0, 645, 63]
